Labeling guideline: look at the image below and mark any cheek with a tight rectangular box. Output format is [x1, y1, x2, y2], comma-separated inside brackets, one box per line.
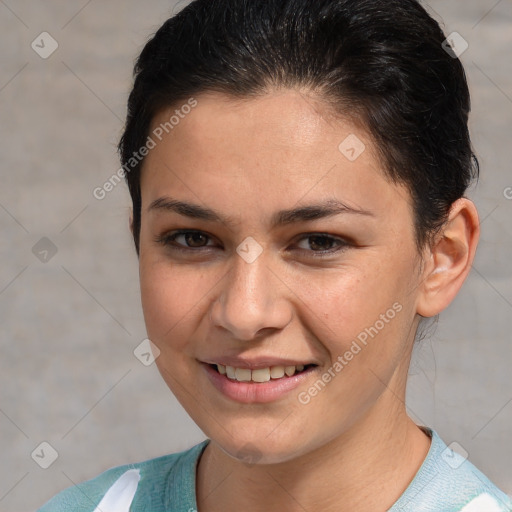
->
[296, 254, 415, 362]
[297, 264, 392, 331]
[139, 257, 208, 351]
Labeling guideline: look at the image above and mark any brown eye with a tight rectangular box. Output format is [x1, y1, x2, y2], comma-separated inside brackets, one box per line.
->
[292, 233, 351, 259]
[307, 235, 337, 251]
[296, 234, 346, 252]
[155, 230, 216, 250]
[182, 232, 209, 247]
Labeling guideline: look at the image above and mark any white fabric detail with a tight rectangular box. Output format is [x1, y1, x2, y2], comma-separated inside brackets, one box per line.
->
[459, 493, 504, 512]
[92, 469, 140, 512]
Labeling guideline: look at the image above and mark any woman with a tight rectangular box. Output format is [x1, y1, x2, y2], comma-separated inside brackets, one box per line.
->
[38, 0, 512, 510]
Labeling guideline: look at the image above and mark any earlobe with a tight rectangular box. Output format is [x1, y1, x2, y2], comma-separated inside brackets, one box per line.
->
[416, 198, 480, 318]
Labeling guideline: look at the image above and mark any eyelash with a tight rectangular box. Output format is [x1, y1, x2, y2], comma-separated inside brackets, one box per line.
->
[154, 230, 351, 258]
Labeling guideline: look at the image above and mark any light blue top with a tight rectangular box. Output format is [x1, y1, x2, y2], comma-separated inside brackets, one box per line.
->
[38, 429, 511, 511]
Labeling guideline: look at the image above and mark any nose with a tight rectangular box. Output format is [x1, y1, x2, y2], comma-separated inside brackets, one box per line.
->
[209, 251, 293, 341]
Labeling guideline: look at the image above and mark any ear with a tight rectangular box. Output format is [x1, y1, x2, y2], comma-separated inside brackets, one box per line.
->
[416, 198, 480, 318]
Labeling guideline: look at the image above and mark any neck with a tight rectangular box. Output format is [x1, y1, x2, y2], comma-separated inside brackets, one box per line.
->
[196, 380, 431, 512]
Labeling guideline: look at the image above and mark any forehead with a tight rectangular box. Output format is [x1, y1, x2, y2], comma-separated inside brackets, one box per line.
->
[148, 89, 366, 164]
[141, 90, 411, 224]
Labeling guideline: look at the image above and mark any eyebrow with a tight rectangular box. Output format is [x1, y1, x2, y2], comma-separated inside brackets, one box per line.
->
[148, 196, 374, 229]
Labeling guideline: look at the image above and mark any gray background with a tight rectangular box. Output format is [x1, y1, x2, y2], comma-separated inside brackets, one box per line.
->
[0, 1, 511, 511]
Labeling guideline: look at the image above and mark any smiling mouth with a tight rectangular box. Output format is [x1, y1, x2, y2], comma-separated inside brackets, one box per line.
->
[209, 363, 317, 383]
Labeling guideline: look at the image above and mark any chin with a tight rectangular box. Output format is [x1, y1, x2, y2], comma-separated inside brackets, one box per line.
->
[209, 428, 314, 466]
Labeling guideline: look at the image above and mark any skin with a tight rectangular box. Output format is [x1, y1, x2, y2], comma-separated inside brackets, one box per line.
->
[134, 89, 479, 512]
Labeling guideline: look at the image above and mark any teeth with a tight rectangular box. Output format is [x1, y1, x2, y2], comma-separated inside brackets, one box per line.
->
[217, 364, 309, 382]
[226, 365, 236, 379]
[235, 368, 252, 382]
[252, 368, 271, 383]
[284, 365, 296, 376]
[270, 366, 285, 378]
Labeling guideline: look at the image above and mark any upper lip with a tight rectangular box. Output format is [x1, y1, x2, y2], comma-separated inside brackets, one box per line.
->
[201, 356, 319, 369]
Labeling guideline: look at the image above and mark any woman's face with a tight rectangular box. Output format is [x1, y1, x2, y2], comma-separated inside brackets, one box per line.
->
[138, 90, 425, 463]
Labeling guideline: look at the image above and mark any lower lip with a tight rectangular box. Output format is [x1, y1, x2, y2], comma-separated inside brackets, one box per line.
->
[201, 363, 318, 404]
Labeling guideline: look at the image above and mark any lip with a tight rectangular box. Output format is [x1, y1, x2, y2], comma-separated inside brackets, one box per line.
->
[202, 356, 318, 370]
[201, 362, 319, 404]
